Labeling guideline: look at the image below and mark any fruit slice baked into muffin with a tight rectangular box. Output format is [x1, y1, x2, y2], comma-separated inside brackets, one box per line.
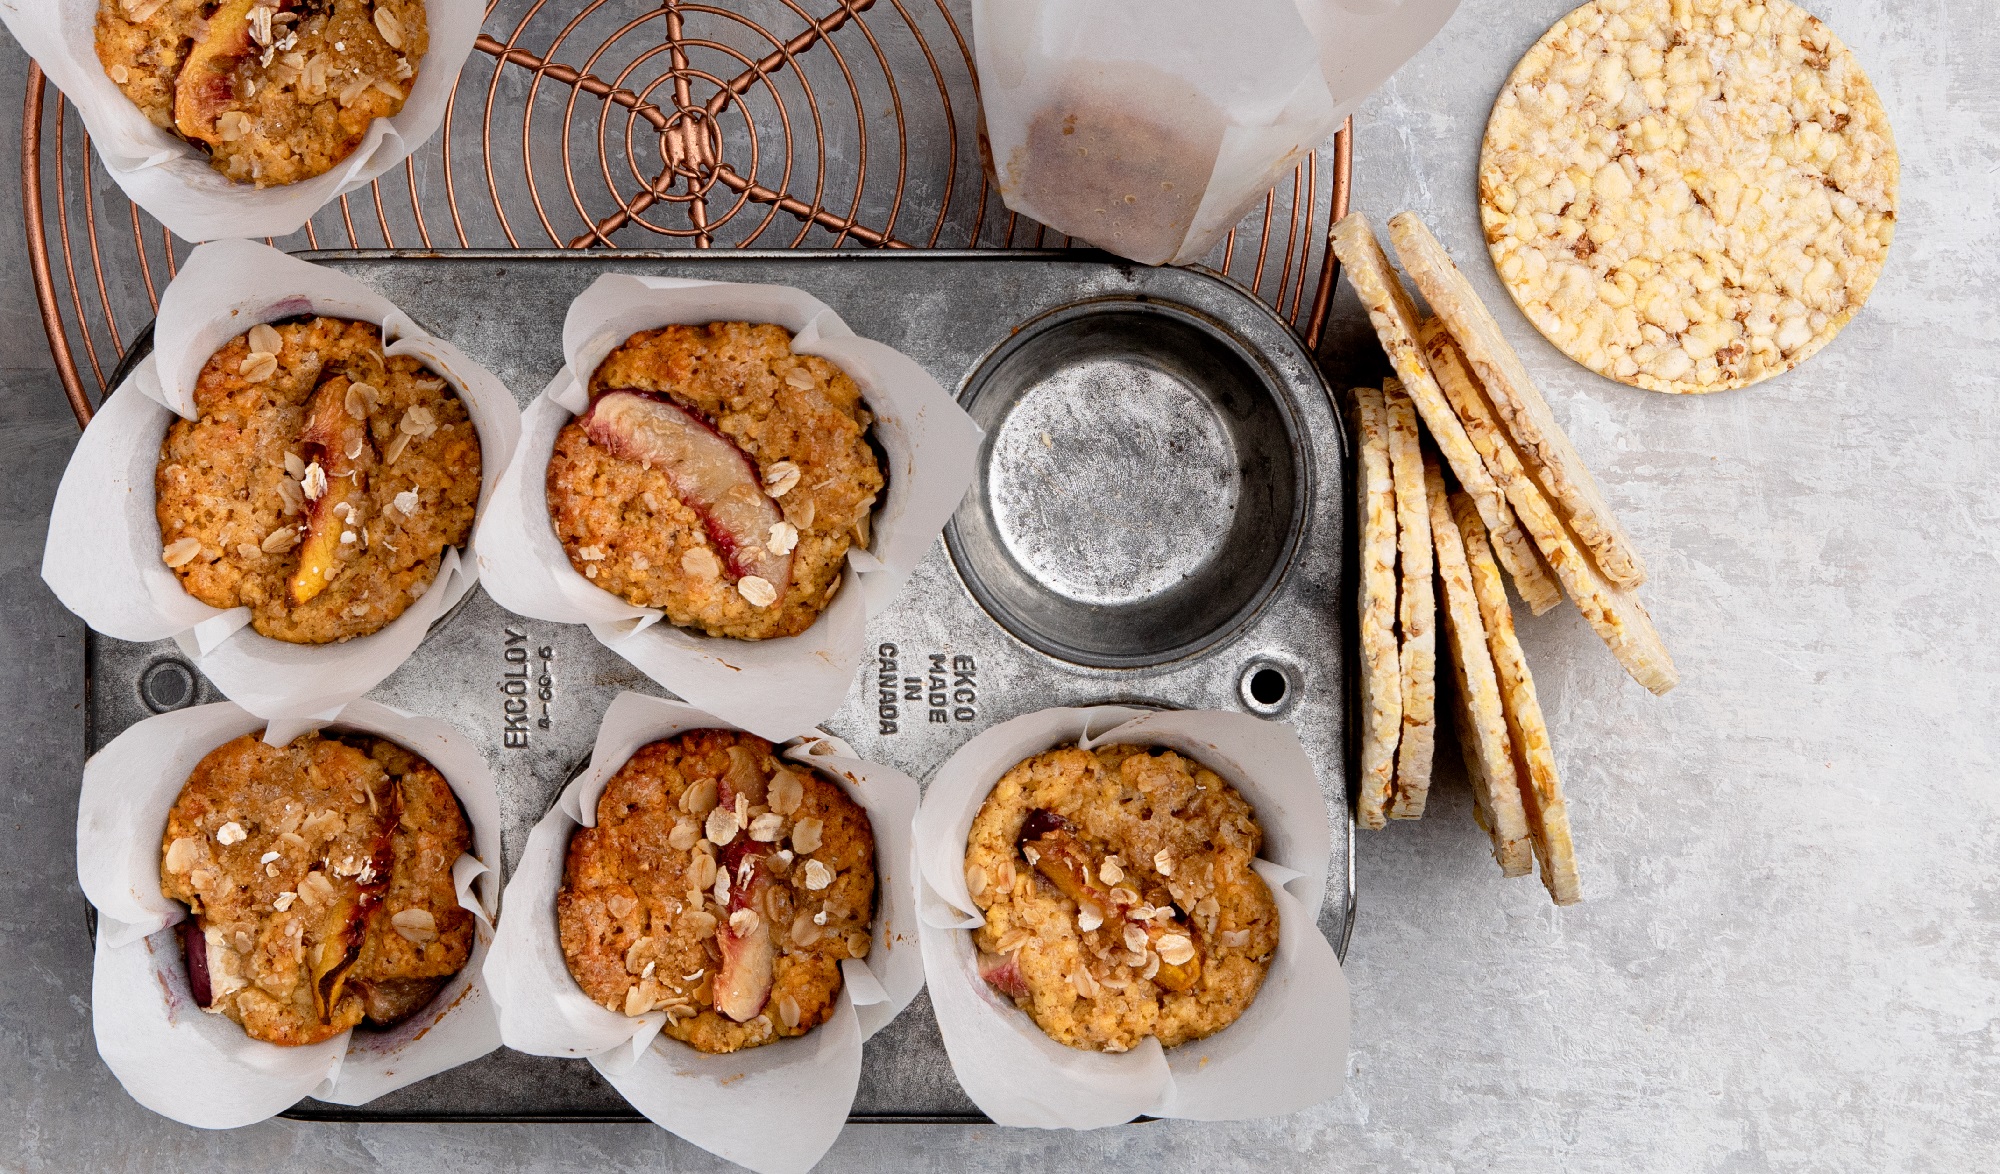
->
[557, 729, 876, 1054]
[155, 315, 480, 645]
[965, 742, 1279, 1053]
[547, 322, 885, 641]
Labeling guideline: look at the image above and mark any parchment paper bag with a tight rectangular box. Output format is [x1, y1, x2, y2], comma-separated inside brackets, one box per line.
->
[973, 0, 1459, 264]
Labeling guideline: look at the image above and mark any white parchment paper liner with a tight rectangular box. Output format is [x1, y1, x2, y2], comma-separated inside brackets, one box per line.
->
[0, 0, 481, 241]
[76, 698, 503, 1128]
[42, 239, 523, 721]
[475, 274, 981, 742]
[972, 0, 1458, 266]
[483, 692, 924, 1174]
[914, 706, 1348, 1128]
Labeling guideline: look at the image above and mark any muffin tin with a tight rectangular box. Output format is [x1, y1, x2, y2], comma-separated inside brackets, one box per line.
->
[84, 250, 1356, 1123]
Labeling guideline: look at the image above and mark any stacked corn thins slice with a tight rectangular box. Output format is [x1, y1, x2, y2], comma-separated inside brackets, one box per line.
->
[1351, 380, 1440, 830]
[1332, 210, 1675, 905]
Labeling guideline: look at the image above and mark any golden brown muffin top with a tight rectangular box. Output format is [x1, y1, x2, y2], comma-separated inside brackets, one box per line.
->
[547, 322, 883, 641]
[966, 743, 1279, 1052]
[95, 0, 428, 188]
[155, 315, 480, 644]
[558, 729, 876, 1054]
[160, 730, 474, 1046]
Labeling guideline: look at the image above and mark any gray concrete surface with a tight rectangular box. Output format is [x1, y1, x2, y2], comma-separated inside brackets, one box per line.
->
[4, 1, 1995, 1169]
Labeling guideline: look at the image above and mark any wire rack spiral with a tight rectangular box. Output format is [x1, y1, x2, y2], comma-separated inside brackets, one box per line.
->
[24, 0, 1351, 428]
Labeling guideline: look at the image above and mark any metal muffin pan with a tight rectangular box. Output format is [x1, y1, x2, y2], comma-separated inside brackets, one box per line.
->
[84, 250, 1355, 1124]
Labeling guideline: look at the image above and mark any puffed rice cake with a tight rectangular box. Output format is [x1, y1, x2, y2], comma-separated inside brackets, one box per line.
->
[1426, 455, 1531, 877]
[1331, 213, 1563, 618]
[1451, 493, 1582, 904]
[1480, 0, 1897, 393]
[1419, 320, 1678, 695]
[1381, 381, 1437, 820]
[1349, 383, 1402, 831]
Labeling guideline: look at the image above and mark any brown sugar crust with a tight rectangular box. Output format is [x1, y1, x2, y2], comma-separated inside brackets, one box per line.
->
[159, 730, 475, 1047]
[95, 0, 427, 188]
[546, 322, 884, 641]
[155, 315, 481, 644]
[556, 729, 876, 1055]
[966, 744, 1279, 1053]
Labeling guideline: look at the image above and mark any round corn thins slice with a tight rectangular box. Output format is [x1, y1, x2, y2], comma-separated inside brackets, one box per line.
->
[1427, 453, 1531, 878]
[1414, 317, 1560, 616]
[1332, 213, 1562, 617]
[1451, 492, 1582, 905]
[1421, 321, 1678, 696]
[1480, 0, 1898, 394]
[1382, 381, 1438, 821]
[1351, 384, 1403, 831]
[1393, 213, 1645, 590]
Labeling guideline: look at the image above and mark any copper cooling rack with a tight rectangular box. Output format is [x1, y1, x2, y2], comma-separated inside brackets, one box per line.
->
[22, 0, 1351, 429]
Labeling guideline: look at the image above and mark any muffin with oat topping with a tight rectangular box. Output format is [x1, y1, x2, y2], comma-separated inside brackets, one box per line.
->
[154, 314, 481, 644]
[95, 0, 427, 188]
[160, 729, 474, 1046]
[965, 743, 1279, 1053]
[545, 322, 885, 641]
[557, 729, 876, 1055]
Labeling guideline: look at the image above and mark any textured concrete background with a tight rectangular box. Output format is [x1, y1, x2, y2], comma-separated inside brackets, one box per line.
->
[4, 0, 1995, 1169]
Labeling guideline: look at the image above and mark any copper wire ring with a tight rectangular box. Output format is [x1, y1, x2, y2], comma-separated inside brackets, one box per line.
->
[22, 0, 1351, 429]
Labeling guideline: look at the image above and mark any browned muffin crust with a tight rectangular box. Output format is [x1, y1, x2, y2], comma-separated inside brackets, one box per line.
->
[155, 315, 481, 644]
[160, 730, 474, 1047]
[95, 0, 428, 188]
[546, 322, 884, 641]
[966, 743, 1279, 1053]
[557, 729, 876, 1054]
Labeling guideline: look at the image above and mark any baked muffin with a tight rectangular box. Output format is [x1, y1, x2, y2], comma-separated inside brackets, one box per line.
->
[546, 322, 885, 641]
[965, 743, 1280, 1053]
[95, 0, 427, 188]
[155, 315, 481, 644]
[557, 729, 876, 1055]
[159, 730, 475, 1046]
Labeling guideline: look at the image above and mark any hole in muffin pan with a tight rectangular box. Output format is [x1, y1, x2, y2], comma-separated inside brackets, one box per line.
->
[946, 299, 1306, 669]
[1239, 659, 1297, 717]
[139, 658, 199, 713]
